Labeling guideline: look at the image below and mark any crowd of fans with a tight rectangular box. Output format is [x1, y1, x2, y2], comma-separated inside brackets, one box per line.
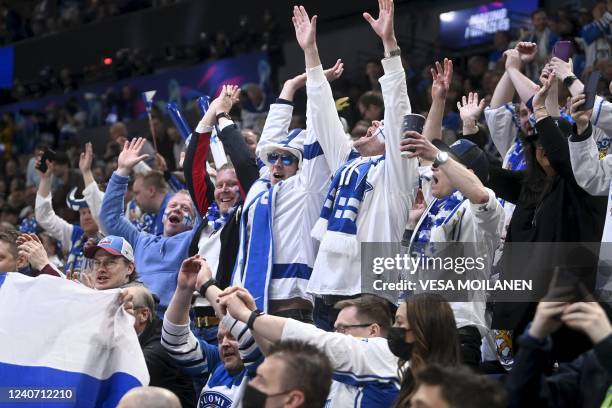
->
[0, 2, 282, 105]
[1, 0, 612, 407]
[0, 0, 180, 45]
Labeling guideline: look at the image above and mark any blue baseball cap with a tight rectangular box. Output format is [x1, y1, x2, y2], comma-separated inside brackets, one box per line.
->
[433, 138, 489, 184]
[84, 235, 134, 262]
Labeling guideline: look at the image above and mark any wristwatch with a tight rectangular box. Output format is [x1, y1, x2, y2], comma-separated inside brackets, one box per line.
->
[198, 278, 218, 298]
[216, 112, 232, 121]
[384, 47, 401, 59]
[432, 151, 449, 168]
[247, 309, 265, 330]
[563, 75, 577, 88]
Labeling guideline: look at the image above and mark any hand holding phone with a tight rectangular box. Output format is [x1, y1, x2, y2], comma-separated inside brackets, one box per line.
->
[552, 41, 571, 62]
[36, 148, 56, 174]
[579, 71, 601, 112]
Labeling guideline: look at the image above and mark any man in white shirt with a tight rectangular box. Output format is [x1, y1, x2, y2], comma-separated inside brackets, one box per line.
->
[219, 287, 400, 408]
[302, 0, 419, 330]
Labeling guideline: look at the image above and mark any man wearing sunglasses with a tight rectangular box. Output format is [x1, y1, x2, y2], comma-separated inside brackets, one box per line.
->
[231, 9, 346, 323]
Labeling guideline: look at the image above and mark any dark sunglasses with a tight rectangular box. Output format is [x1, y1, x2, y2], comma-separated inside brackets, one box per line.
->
[267, 152, 297, 166]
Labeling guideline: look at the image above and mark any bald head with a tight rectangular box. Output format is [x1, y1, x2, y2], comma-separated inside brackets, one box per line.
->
[110, 122, 128, 145]
[124, 286, 156, 334]
[117, 386, 180, 408]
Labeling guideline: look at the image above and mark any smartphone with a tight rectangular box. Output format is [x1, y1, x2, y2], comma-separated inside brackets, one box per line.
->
[36, 148, 56, 173]
[552, 41, 572, 62]
[579, 71, 601, 111]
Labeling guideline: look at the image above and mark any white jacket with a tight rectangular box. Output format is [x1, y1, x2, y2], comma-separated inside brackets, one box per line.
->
[409, 186, 505, 335]
[569, 96, 612, 196]
[307, 56, 419, 296]
[35, 181, 105, 250]
[232, 81, 332, 302]
[282, 319, 400, 408]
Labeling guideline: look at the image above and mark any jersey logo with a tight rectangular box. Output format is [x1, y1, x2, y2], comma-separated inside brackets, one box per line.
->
[200, 391, 233, 408]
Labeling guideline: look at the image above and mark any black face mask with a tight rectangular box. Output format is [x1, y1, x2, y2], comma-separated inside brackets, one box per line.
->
[242, 384, 289, 408]
[387, 327, 414, 360]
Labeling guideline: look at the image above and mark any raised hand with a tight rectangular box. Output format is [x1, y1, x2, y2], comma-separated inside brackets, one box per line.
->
[399, 131, 440, 161]
[561, 302, 612, 344]
[35, 155, 53, 178]
[550, 57, 574, 81]
[324, 59, 344, 83]
[532, 72, 556, 111]
[408, 189, 426, 228]
[516, 41, 537, 64]
[177, 255, 203, 291]
[569, 94, 593, 134]
[18, 234, 50, 271]
[195, 257, 214, 289]
[503, 49, 521, 71]
[363, 0, 396, 48]
[528, 301, 567, 339]
[215, 84, 241, 115]
[119, 289, 135, 316]
[116, 137, 150, 176]
[431, 58, 453, 100]
[292, 5, 317, 50]
[218, 287, 253, 322]
[457, 92, 486, 124]
[79, 142, 94, 174]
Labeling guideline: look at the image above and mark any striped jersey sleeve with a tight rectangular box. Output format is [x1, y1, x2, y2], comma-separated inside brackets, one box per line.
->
[161, 318, 221, 378]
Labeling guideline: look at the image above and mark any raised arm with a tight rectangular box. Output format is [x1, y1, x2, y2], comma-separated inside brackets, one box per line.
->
[255, 78, 302, 179]
[423, 59, 453, 143]
[293, 5, 352, 172]
[34, 161, 74, 250]
[215, 87, 260, 194]
[365, 0, 418, 195]
[184, 86, 241, 217]
[79, 142, 106, 235]
[403, 132, 489, 204]
[568, 94, 612, 195]
[532, 74, 575, 180]
[162, 256, 221, 377]
[219, 287, 398, 381]
[550, 56, 612, 133]
[100, 138, 150, 247]
[458, 92, 487, 137]
[506, 47, 540, 104]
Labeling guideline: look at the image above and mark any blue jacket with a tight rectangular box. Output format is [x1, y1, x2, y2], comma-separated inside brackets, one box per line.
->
[100, 172, 200, 315]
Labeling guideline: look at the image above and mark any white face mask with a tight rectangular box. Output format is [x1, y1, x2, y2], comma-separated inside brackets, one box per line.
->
[418, 166, 433, 182]
[374, 122, 385, 143]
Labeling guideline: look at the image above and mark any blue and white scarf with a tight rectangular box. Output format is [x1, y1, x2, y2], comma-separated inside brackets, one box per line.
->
[65, 230, 101, 278]
[206, 201, 238, 232]
[414, 191, 466, 244]
[311, 156, 381, 256]
[506, 137, 527, 171]
[236, 184, 276, 312]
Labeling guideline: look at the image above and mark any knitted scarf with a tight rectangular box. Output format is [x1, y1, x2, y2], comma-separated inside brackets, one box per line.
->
[415, 191, 466, 244]
[311, 156, 382, 256]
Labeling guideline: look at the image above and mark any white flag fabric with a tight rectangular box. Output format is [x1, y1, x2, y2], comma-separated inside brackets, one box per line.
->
[0, 272, 149, 407]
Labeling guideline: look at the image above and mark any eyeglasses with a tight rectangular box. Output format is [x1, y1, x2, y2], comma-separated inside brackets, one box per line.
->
[334, 322, 375, 334]
[93, 258, 122, 269]
[267, 152, 297, 166]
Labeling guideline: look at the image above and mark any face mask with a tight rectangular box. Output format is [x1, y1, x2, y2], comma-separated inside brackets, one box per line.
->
[387, 327, 414, 360]
[242, 384, 289, 408]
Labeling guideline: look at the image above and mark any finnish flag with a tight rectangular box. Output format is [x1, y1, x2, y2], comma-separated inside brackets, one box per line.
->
[0, 273, 149, 407]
